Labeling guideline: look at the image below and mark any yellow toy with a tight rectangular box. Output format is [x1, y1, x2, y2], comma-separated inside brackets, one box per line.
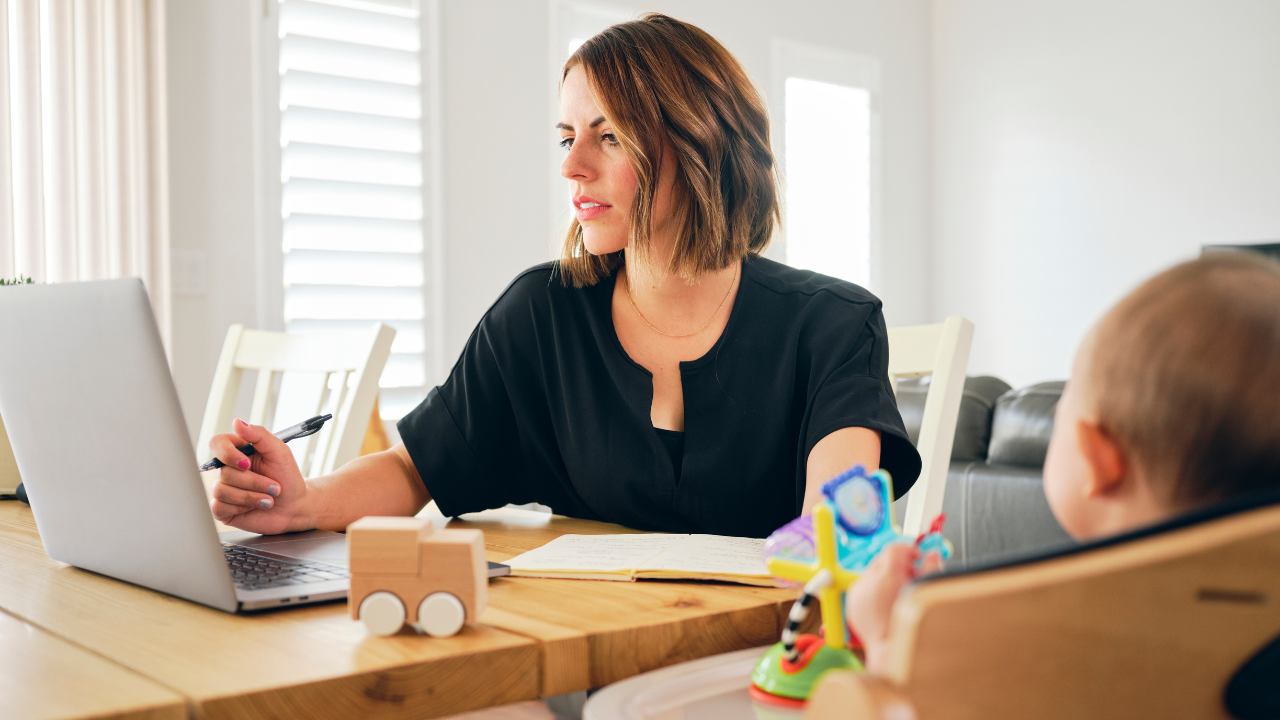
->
[750, 465, 951, 707]
[769, 502, 858, 650]
[347, 516, 487, 637]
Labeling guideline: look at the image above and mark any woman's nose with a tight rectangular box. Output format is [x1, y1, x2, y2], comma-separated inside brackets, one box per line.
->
[561, 144, 594, 182]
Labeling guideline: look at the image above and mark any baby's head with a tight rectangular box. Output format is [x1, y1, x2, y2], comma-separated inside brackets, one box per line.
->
[1044, 252, 1280, 540]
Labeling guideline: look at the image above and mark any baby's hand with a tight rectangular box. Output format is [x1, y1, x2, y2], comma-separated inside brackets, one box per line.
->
[846, 543, 936, 673]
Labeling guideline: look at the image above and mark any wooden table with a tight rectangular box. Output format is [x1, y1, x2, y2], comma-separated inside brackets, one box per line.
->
[0, 608, 186, 720]
[0, 501, 803, 718]
[0, 501, 538, 720]
[455, 508, 805, 696]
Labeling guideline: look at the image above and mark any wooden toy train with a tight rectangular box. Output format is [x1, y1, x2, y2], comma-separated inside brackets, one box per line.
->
[347, 516, 488, 637]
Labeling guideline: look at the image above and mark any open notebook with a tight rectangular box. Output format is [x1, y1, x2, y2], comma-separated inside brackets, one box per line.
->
[504, 533, 777, 586]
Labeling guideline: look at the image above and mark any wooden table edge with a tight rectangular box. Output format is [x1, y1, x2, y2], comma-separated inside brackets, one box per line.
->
[0, 606, 188, 720]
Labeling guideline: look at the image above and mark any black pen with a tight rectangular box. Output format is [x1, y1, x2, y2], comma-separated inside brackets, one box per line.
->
[198, 414, 332, 472]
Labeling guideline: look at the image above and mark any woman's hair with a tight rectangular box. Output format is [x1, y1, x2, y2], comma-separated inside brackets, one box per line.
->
[1090, 252, 1280, 506]
[558, 13, 779, 287]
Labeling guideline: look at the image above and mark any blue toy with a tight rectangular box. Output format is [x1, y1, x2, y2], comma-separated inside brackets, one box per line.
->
[749, 465, 952, 708]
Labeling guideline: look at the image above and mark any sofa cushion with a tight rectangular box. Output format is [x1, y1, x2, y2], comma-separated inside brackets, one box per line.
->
[940, 461, 1073, 566]
[897, 376, 1012, 462]
[987, 381, 1065, 467]
[893, 460, 1072, 567]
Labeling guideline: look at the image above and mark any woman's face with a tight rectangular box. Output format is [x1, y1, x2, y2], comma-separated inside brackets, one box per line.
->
[558, 66, 677, 259]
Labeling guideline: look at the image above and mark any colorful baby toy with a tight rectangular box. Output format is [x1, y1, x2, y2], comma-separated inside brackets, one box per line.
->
[749, 465, 952, 708]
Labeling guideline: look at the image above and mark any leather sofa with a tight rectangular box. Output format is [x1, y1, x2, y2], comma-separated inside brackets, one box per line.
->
[895, 377, 1074, 567]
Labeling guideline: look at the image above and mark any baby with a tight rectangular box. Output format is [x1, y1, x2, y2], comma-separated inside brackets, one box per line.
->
[847, 251, 1280, 672]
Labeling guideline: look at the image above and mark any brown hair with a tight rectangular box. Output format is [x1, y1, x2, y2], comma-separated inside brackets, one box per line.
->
[1090, 252, 1280, 506]
[557, 13, 779, 287]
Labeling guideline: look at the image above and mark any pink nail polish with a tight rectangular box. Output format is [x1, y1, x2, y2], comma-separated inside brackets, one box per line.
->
[237, 459, 250, 470]
[268, 485, 279, 497]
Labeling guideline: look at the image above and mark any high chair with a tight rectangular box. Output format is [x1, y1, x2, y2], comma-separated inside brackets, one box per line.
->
[806, 488, 1280, 720]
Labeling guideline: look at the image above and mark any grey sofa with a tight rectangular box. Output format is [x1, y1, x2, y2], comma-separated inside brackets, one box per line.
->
[895, 377, 1074, 567]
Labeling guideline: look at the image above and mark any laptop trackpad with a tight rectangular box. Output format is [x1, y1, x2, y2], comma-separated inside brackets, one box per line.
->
[220, 530, 349, 569]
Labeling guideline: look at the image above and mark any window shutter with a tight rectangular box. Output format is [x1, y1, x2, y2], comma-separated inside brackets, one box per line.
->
[278, 0, 425, 423]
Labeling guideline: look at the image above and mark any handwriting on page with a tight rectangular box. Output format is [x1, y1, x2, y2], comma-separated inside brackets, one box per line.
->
[505, 534, 687, 572]
[638, 535, 769, 575]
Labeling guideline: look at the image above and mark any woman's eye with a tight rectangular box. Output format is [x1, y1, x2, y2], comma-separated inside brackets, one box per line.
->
[602, 132, 619, 146]
[558, 137, 574, 151]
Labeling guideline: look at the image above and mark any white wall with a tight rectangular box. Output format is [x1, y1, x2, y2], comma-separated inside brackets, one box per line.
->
[932, 0, 1280, 387]
[167, 0, 268, 437]
[436, 2, 554, 366]
[437, 0, 935, 366]
[165, 0, 935, 432]
[165, 0, 1280, 439]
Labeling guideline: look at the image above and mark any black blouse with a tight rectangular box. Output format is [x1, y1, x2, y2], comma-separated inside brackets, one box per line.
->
[398, 256, 920, 539]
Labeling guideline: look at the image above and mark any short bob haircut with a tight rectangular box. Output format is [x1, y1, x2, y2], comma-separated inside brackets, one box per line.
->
[558, 13, 779, 287]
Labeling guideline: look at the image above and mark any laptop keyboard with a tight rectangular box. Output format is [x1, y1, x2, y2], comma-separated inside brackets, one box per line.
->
[222, 543, 349, 592]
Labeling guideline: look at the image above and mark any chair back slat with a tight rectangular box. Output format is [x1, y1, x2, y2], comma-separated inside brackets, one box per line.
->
[275, 370, 328, 472]
[315, 370, 351, 474]
[232, 331, 371, 373]
[886, 317, 974, 536]
[196, 326, 247, 462]
[887, 323, 948, 379]
[318, 333, 394, 476]
[295, 371, 337, 477]
[247, 370, 276, 427]
[195, 324, 396, 484]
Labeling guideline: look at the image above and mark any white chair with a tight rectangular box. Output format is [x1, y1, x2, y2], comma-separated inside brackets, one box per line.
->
[195, 323, 396, 480]
[888, 316, 974, 537]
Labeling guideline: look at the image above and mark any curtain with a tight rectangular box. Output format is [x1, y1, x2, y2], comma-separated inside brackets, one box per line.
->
[0, 0, 170, 346]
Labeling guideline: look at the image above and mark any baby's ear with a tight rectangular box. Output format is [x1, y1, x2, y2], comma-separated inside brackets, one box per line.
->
[1077, 420, 1126, 497]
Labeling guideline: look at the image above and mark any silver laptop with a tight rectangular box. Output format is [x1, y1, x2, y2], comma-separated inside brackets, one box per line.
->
[0, 278, 354, 612]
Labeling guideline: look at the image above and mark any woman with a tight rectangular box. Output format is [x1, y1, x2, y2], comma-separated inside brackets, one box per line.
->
[209, 14, 920, 539]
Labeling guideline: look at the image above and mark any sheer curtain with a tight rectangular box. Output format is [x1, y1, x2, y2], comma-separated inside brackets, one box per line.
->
[0, 0, 170, 346]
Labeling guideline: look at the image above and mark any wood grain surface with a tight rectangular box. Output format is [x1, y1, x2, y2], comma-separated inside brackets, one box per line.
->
[0, 501, 809, 715]
[877, 501, 1280, 720]
[452, 508, 805, 694]
[0, 608, 186, 720]
[0, 501, 539, 720]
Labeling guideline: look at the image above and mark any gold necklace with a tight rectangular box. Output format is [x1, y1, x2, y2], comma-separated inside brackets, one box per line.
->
[624, 263, 739, 338]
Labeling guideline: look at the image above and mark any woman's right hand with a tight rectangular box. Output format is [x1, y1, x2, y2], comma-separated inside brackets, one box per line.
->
[208, 418, 313, 535]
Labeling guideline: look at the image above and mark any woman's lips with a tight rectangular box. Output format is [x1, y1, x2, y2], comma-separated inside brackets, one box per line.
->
[575, 201, 611, 221]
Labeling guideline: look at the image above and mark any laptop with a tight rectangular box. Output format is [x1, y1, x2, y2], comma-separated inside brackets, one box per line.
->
[0, 278, 502, 613]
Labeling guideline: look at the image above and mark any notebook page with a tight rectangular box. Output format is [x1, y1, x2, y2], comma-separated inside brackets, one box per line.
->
[504, 534, 688, 573]
[636, 534, 769, 577]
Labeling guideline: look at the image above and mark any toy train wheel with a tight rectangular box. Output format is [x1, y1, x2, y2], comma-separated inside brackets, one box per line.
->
[417, 592, 465, 637]
[360, 591, 406, 636]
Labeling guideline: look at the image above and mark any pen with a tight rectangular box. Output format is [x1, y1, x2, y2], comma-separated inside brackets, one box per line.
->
[198, 414, 332, 472]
